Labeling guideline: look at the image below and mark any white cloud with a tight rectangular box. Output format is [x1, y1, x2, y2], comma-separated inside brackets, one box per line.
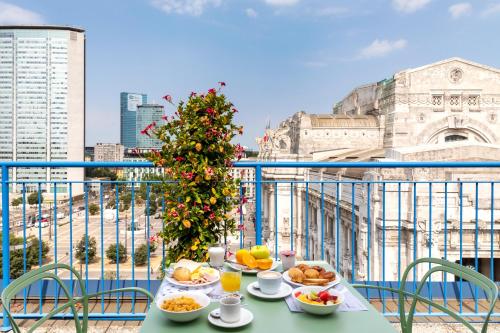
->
[392, 0, 431, 13]
[264, 0, 300, 7]
[152, 0, 222, 16]
[449, 3, 471, 19]
[246, 8, 258, 18]
[358, 39, 407, 59]
[481, 3, 500, 17]
[0, 2, 44, 24]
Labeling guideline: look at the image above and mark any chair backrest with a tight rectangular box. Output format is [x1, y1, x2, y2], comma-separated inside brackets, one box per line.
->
[398, 258, 499, 333]
[1, 263, 89, 333]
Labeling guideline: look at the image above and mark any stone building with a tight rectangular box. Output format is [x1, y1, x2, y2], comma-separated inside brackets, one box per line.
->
[94, 143, 125, 162]
[257, 58, 500, 282]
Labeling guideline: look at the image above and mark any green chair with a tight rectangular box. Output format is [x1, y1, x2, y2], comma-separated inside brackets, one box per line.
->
[353, 258, 499, 333]
[1, 263, 154, 333]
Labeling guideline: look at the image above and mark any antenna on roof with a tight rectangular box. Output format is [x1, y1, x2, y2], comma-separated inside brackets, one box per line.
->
[265, 116, 271, 129]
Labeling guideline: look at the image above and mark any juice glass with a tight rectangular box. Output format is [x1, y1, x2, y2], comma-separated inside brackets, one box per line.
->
[220, 269, 242, 294]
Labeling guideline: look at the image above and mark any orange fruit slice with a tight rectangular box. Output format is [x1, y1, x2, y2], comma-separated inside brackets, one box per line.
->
[241, 252, 258, 269]
[256, 258, 273, 270]
[235, 249, 250, 264]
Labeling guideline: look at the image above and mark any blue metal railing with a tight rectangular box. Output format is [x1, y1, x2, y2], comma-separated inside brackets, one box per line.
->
[1, 161, 499, 328]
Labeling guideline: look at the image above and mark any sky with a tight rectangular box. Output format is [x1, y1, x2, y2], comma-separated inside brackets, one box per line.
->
[2, 0, 500, 149]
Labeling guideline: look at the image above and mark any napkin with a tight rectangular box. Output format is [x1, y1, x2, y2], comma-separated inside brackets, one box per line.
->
[284, 284, 368, 313]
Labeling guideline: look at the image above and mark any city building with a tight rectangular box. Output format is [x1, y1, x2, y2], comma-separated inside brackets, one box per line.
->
[84, 146, 94, 161]
[230, 158, 256, 200]
[120, 92, 147, 148]
[122, 148, 163, 186]
[0, 26, 85, 195]
[94, 143, 124, 162]
[257, 57, 500, 281]
[136, 104, 163, 149]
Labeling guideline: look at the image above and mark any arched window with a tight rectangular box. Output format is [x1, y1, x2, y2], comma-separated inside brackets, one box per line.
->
[445, 134, 467, 142]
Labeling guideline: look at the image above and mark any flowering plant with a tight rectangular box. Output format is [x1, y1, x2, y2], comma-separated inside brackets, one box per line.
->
[146, 83, 243, 265]
[148, 234, 159, 253]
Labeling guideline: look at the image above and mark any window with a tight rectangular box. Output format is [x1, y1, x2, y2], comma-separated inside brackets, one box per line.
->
[468, 95, 480, 110]
[445, 134, 467, 142]
[432, 95, 443, 106]
[450, 95, 461, 108]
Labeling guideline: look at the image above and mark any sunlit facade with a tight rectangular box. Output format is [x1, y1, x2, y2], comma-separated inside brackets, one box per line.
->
[0, 26, 85, 194]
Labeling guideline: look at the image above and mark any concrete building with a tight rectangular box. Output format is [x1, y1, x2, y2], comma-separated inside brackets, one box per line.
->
[120, 92, 147, 148]
[136, 104, 163, 149]
[0, 26, 85, 195]
[94, 143, 124, 162]
[257, 58, 500, 282]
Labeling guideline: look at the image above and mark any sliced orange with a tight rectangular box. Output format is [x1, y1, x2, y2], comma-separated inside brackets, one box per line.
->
[235, 249, 250, 264]
[256, 258, 273, 270]
[241, 252, 258, 269]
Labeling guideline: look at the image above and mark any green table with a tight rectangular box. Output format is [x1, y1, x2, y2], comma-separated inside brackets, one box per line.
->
[141, 261, 397, 332]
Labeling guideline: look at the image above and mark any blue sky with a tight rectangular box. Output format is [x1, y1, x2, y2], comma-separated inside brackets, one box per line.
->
[3, 0, 500, 149]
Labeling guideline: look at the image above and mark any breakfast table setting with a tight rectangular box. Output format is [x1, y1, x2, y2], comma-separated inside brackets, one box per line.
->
[140, 245, 397, 332]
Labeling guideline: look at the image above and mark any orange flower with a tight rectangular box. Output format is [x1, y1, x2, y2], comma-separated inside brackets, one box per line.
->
[210, 197, 217, 205]
[182, 220, 191, 228]
[195, 143, 202, 152]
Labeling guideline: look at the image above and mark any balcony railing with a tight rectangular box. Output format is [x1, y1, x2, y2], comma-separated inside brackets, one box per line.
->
[1, 161, 499, 327]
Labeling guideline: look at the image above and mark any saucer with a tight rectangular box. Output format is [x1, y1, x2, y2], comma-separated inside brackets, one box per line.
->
[208, 308, 253, 328]
[247, 281, 293, 299]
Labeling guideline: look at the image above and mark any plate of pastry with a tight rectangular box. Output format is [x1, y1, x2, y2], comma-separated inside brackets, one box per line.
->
[166, 259, 220, 288]
[283, 264, 340, 288]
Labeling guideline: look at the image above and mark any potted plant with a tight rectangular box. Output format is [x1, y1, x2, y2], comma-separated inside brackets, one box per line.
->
[145, 83, 244, 266]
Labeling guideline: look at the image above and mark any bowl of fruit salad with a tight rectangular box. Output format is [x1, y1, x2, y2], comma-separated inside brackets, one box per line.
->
[292, 286, 343, 315]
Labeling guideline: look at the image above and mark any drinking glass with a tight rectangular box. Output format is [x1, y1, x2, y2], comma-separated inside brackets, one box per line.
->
[220, 269, 242, 294]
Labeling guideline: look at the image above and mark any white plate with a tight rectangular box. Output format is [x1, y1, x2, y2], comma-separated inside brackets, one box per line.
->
[282, 270, 341, 288]
[208, 308, 253, 328]
[227, 260, 279, 274]
[165, 269, 220, 288]
[246, 281, 293, 299]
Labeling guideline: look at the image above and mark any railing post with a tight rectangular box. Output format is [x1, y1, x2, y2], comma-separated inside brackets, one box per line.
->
[1, 165, 11, 331]
[255, 165, 262, 245]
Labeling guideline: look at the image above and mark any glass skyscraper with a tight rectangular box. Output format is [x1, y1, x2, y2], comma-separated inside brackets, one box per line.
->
[120, 92, 147, 148]
[136, 104, 163, 149]
[0, 26, 85, 194]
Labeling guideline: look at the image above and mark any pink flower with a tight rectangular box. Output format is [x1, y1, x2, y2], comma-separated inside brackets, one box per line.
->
[177, 203, 185, 209]
[190, 92, 197, 97]
[218, 81, 226, 87]
[163, 95, 172, 102]
[161, 115, 168, 121]
[175, 156, 185, 162]
[203, 205, 211, 212]
[232, 108, 238, 113]
[208, 88, 217, 95]
[241, 197, 248, 204]
[237, 224, 245, 231]
[209, 212, 216, 220]
[206, 108, 215, 115]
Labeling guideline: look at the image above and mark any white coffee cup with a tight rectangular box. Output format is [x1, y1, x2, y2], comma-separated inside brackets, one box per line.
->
[219, 296, 241, 323]
[257, 271, 282, 295]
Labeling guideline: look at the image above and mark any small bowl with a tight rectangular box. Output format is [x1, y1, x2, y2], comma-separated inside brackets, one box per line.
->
[292, 286, 343, 316]
[156, 291, 210, 322]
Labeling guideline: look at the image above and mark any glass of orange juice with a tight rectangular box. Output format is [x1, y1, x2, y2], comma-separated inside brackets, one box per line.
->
[220, 269, 242, 294]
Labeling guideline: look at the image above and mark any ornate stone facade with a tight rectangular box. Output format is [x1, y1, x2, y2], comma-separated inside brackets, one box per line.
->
[257, 58, 500, 282]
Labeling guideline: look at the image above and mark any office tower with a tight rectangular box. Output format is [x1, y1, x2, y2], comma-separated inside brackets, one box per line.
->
[136, 104, 163, 149]
[0, 26, 85, 194]
[120, 92, 147, 148]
